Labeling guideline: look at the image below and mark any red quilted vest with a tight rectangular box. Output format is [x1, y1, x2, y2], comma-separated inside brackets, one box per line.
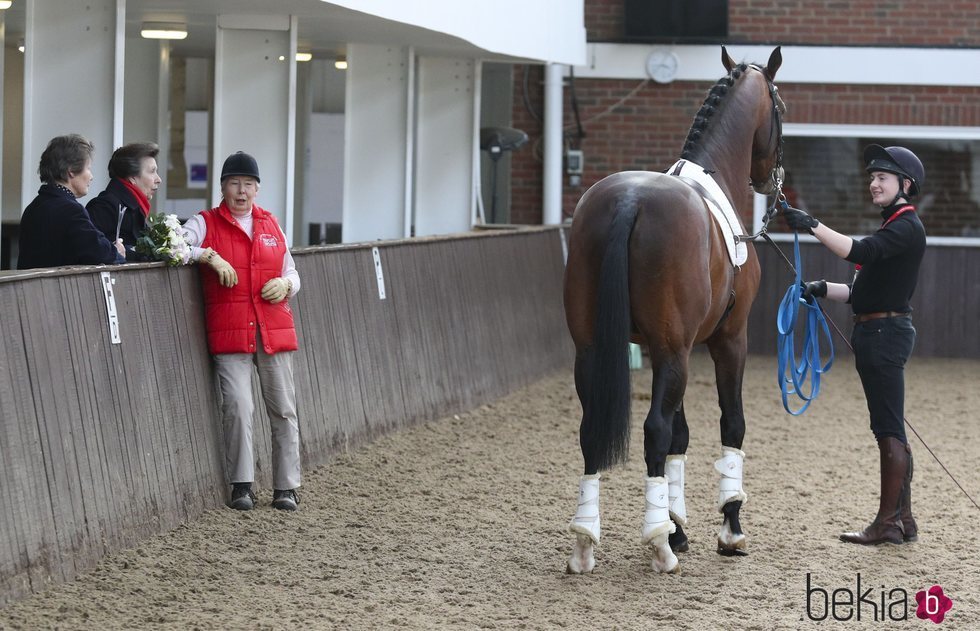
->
[200, 202, 298, 355]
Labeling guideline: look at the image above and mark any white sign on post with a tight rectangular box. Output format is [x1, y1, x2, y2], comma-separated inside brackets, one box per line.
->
[100, 272, 121, 344]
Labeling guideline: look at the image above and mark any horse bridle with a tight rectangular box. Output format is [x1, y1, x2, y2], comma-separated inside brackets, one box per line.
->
[737, 65, 786, 242]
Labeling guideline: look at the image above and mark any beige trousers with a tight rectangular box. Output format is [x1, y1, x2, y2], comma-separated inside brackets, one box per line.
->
[213, 334, 301, 490]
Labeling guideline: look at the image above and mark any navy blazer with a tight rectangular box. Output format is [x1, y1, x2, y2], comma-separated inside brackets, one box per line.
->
[88, 178, 150, 262]
[17, 185, 124, 270]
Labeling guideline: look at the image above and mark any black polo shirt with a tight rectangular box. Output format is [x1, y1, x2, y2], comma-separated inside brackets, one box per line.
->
[845, 204, 926, 315]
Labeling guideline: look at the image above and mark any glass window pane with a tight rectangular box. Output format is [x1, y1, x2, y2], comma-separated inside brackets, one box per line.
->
[777, 136, 980, 238]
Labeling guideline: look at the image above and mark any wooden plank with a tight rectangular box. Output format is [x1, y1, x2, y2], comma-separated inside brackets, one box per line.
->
[0, 287, 38, 605]
[60, 275, 112, 569]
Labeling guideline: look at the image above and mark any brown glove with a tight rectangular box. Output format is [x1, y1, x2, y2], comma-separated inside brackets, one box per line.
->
[200, 248, 238, 287]
[260, 277, 291, 304]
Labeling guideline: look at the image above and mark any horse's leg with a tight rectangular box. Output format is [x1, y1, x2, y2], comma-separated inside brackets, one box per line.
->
[708, 332, 750, 557]
[642, 352, 688, 573]
[667, 402, 690, 553]
[567, 349, 600, 574]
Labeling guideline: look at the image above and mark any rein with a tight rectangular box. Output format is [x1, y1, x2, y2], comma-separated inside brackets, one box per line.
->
[775, 233, 834, 415]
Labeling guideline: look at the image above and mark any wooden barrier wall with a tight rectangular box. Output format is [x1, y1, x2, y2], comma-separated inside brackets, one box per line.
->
[0, 227, 573, 607]
[747, 241, 980, 359]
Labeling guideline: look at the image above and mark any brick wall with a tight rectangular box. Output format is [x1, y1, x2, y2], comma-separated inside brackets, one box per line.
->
[510, 0, 980, 227]
[588, 0, 980, 46]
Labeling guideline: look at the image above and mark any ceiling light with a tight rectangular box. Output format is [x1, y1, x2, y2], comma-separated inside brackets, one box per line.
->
[140, 22, 188, 40]
[0, 2, 12, 10]
[296, 52, 312, 62]
[334, 57, 347, 70]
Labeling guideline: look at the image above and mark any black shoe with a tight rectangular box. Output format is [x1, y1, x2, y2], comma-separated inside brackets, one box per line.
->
[230, 483, 256, 511]
[272, 489, 300, 511]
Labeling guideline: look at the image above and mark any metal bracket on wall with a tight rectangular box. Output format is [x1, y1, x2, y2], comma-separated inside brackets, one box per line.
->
[100, 271, 121, 344]
[372, 247, 387, 300]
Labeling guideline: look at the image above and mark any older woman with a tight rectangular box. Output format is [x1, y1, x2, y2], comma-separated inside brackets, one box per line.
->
[18, 134, 125, 269]
[88, 142, 162, 261]
[181, 151, 303, 512]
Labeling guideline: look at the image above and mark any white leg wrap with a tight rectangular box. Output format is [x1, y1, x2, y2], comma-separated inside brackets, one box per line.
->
[568, 474, 601, 545]
[665, 454, 687, 527]
[641, 476, 676, 545]
[715, 446, 748, 512]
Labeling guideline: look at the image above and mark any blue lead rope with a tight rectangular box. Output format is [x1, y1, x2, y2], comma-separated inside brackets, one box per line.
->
[776, 233, 835, 415]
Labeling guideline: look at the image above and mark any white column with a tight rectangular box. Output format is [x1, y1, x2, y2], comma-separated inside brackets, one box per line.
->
[155, 42, 171, 215]
[543, 62, 564, 225]
[22, 0, 119, 209]
[0, 14, 5, 215]
[414, 55, 476, 237]
[213, 15, 294, 233]
[342, 43, 410, 243]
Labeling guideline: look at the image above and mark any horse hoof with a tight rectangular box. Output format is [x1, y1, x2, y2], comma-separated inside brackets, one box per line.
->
[717, 516, 747, 556]
[669, 527, 689, 553]
[648, 538, 680, 574]
[567, 534, 596, 574]
[716, 536, 748, 557]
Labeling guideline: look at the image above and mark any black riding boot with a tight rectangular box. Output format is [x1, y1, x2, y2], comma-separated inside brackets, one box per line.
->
[840, 437, 907, 545]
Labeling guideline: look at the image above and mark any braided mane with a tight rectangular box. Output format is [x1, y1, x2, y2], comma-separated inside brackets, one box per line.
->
[680, 63, 749, 161]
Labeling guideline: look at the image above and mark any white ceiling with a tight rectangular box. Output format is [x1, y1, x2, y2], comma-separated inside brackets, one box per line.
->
[3, 0, 528, 61]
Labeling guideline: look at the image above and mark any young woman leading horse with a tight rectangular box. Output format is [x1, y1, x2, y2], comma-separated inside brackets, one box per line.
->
[563, 47, 785, 574]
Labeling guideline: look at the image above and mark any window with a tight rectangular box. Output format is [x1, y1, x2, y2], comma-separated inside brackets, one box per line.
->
[759, 125, 980, 243]
[624, 0, 729, 42]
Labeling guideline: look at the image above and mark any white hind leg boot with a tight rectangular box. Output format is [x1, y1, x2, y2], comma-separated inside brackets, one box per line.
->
[665, 455, 687, 527]
[642, 476, 678, 573]
[715, 447, 748, 553]
[715, 447, 747, 511]
[567, 474, 600, 574]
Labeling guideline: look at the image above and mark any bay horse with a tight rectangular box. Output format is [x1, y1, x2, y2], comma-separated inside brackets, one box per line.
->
[563, 47, 785, 574]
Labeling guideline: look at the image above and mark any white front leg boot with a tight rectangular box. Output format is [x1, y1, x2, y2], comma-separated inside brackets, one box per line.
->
[567, 474, 600, 574]
[665, 455, 687, 527]
[715, 446, 748, 554]
[642, 476, 678, 573]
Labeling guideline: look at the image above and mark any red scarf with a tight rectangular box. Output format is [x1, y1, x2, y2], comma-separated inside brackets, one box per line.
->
[120, 178, 151, 217]
[855, 205, 914, 271]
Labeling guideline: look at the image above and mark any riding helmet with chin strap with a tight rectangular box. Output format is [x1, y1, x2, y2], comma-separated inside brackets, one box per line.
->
[863, 144, 925, 202]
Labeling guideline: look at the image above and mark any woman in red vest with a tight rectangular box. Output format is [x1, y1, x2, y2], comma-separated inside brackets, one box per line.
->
[181, 151, 302, 511]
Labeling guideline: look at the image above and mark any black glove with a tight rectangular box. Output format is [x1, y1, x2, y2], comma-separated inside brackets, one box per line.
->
[803, 280, 828, 300]
[783, 205, 819, 233]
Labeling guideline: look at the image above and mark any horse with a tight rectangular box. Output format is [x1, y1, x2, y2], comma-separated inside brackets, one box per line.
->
[563, 46, 785, 574]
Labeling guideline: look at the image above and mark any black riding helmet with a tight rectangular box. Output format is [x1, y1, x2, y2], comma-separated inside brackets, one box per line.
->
[863, 144, 924, 197]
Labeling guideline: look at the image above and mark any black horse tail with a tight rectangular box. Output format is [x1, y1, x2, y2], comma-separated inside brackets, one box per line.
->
[577, 197, 639, 472]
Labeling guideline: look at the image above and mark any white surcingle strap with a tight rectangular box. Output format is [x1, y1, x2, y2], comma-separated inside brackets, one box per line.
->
[569, 473, 601, 544]
[665, 454, 687, 526]
[715, 446, 747, 512]
[641, 476, 676, 544]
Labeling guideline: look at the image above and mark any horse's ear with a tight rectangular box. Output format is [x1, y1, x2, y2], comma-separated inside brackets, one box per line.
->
[765, 46, 783, 81]
[721, 45, 737, 72]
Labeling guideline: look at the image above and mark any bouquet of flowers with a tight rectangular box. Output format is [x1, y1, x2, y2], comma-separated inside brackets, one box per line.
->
[136, 213, 191, 266]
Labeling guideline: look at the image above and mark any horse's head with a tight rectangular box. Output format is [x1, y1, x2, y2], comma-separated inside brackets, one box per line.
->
[723, 46, 785, 196]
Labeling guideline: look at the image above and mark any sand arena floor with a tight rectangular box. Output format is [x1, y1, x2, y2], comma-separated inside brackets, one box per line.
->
[1, 352, 978, 630]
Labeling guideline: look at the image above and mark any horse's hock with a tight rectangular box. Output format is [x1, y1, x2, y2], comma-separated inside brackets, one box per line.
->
[0, 227, 572, 607]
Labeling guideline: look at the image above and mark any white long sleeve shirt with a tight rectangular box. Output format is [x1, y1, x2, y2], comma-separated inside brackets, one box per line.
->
[181, 210, 300, 297]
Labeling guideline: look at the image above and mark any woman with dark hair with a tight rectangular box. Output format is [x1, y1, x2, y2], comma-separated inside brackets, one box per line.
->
[88, 142, 162, 261]
[18, 134, 125, 269]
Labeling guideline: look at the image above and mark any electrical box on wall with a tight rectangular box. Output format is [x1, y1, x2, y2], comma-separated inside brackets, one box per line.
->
[566, 149, 584, 187]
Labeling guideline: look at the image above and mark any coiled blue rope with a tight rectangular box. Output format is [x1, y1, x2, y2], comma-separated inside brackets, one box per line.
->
[776, 233, 835, 415]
